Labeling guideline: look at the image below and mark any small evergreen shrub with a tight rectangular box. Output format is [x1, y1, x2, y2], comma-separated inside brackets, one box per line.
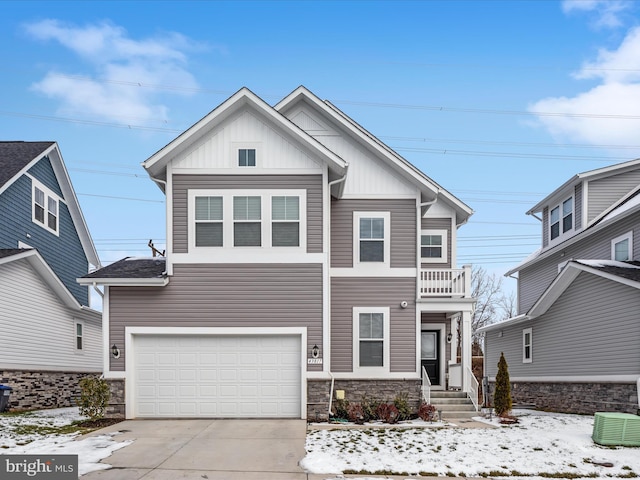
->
[332, 399, 350, 419]
[393, 392, 412, 421]
[361, 395, 381, 422]
[78, 376, 110, 421]
[493, 352, 512, 416]
[418, 402, 437, 421]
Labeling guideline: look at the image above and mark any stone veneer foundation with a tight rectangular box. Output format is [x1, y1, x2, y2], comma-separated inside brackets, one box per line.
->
[307, 379, 422, 421]
[487, 381, 639, 415]
[104, 379, 125, 417]
[0, 370, 100, 411]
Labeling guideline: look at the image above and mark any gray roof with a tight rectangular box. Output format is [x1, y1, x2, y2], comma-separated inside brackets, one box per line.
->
[0, 248, 32, 260]
[575, 260, 640, 283]
[82, 257, 166, 279]
[0, 141, 55, 188]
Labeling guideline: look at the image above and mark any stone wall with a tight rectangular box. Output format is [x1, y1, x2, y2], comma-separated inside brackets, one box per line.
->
[487, 380, 639, 415]
[308, 379, 422, 421]
[0, 370, 98, 411]
[104, 379, 125, 417]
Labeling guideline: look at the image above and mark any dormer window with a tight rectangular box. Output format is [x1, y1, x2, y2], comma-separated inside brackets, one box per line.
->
[32, 179, 59, 236]
[550, 197, 573, 241]
[238, 149, 256, 167]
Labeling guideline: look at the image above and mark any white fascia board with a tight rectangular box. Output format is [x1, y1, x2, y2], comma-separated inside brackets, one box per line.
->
[77, 277, 169, 287]
[0, 249, 81, 310]
[142, 87, 347, 181]
[477, 314, 530, 333]
[276, 86, 473, 222]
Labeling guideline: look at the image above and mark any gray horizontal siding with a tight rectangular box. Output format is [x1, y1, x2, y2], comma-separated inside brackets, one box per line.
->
[172, 174, 323, 254]
[587, 169, 640, 223]
[331, 198, 416, 268]
[109, 263, 323, 371]
[420, 217, 452, 268]
[518, 209, 640, 313]
[330, 277, 416, 373]
[487, 271, 640, 378]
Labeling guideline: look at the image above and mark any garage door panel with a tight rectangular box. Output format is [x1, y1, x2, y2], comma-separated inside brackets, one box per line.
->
[134, 334, 301, 418]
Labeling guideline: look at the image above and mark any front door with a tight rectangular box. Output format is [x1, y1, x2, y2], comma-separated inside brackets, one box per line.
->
[421, 331, 440, 385]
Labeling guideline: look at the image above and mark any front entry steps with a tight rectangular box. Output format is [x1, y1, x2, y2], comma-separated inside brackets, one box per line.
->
[429, 390, 477, 420]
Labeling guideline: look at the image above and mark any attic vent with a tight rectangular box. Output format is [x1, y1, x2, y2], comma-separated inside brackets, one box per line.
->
[592, 412, 640, 446]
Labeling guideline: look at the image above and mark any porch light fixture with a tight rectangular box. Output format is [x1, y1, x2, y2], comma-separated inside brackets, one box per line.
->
[311, 344, 320, 359]
[446, 333, 452, 343]
[111, 344, 121, 359]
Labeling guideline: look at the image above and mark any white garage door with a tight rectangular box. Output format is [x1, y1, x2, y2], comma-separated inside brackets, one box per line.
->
[133, 335, 301, 418]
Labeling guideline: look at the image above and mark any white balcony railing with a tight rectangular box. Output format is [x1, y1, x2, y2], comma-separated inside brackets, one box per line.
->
[420, 265, 471, 298]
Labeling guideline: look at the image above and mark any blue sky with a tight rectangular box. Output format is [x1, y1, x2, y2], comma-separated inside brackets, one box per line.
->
[3, 0, 640, 296]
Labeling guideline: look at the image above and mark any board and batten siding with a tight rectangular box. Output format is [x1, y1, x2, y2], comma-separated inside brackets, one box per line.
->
[487, 271, 640, 379]
[331, 198, 416, 268]
[108, 263, 323, 371]
[420, 217, 452, 268]
[587, 169, 640, 223]
[172, 174, 322, 254]
[330, 277, 417, 373]
[574, 183, 582, 231]
[0, 259, 101, 371]
[518, 209, 640, 314]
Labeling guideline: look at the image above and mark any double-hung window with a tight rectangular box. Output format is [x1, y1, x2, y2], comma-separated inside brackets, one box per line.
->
[523, 327, 532, 363]
[550, 197, 573, 241]
[272, 196, 299, 247]
[353, 307, 390, 373]
[75, 322, 83, 351]
[233, 196, 261, 246]
[354, 212, 390, 267]
[421, 229, 447, 263]
[195, 196, 223, 247]
[32, 179, 59, 235]
[612, 231, 633, 261]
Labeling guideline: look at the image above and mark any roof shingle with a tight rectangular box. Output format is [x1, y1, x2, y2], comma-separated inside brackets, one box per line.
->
[0, 141, 55, 188]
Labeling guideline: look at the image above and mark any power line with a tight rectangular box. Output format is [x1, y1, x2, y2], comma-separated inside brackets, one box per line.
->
[78, 193, 164, 203]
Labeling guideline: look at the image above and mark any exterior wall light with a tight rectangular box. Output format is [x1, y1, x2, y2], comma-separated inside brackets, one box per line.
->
[311, 344, 320, 359]
[111, 344, 121, 359]
[446, 333, 453, 343]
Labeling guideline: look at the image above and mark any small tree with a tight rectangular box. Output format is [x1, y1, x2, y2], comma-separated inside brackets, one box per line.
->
[493, 352, 512, 416]
[78, 376, 110, 421]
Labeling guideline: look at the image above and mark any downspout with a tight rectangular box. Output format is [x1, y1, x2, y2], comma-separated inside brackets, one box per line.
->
[328, 163, 349, 189]
[148, 174, 167, 189]
[328, 372, 335, 419]
[420, 190, 439, 208]
[92, 282, 104, 299]
[527, 211, 542, 221]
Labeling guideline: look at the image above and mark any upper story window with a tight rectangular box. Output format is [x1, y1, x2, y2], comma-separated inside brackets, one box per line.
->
[523, 327, 532, 363]
[421, 229, 447, 263]
[32, 179, 59, 236]
[550, 197, 573, 241]
[354, 212, 390, 267]
[189, 189, 306, 252]
[195, 196, 223, 247]
[238, 149, 256, 167]
[353, 307, 390, 373]
[611, 231, 633, 262]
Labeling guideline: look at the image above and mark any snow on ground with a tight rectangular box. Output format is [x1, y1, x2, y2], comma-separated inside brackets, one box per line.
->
[303, 410, 640, 478]
[0, 407, 132, 476]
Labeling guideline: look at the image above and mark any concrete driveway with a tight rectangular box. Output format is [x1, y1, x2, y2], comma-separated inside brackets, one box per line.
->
[80, 419, 309, 480]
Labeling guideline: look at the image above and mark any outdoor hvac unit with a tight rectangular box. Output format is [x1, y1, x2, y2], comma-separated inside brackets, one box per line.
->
[592, 412, 640, 446]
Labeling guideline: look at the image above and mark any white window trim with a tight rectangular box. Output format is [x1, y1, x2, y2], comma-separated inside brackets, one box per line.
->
[611, 231, 633, 262]
[353, 211, 391, 272]
[232, 142, 260, 168]
[549, 196, 574, 244]
[352, 306, 390, 375]
[420, 229, 447, 263]
[75, 320, 84, 352]
[522, 327, 532, 363]
[188, 189, 306, 252]
[31, 178, 60, 236]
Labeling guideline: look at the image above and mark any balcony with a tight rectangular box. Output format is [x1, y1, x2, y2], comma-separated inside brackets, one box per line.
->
[420, 265, 471, 298]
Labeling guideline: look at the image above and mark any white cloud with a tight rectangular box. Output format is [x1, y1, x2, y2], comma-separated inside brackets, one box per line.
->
[561, 0, 633, 29]
[24, 19, 203, 124]
[529, 26, 640, 145]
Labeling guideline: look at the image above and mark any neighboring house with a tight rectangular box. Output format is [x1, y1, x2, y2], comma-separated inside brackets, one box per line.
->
[0, 141, 102, 410]
[79, 87, 475, 420]
[480, 159, 640, 414]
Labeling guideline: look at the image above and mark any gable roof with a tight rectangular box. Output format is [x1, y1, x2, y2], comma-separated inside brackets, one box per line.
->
[482, 259, 640, 333]
[526, 157, 640, 215]
[142, 87, 348, 190]
[276, 86, 473, 225]
[0, 249, 82, 310]
[0, 141, 100, 269]
[78, 257, 168, 286]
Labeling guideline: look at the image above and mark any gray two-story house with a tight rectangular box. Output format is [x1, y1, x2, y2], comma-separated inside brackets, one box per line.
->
[80, 87, 477, 419]
[481, 159, 640, 414]
[0, 141, 102, 410]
